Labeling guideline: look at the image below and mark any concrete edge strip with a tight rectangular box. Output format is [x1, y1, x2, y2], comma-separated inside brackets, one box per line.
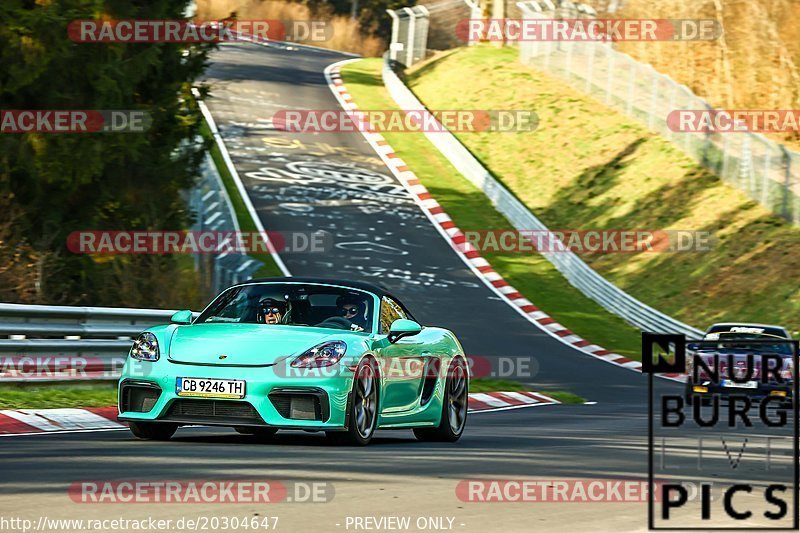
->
[0, 392, 556, 435]
[0, 407, 123, 436]
[322, 59, 685, 385]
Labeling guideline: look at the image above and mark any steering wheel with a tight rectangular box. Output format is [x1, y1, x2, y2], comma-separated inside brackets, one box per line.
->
[315, 316, 353, 330]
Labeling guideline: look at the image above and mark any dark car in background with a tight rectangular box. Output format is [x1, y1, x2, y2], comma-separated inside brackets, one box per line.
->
[685, 323, 795, 405]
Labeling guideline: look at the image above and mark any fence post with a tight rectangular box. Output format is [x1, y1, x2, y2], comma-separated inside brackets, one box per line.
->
[626, 57, 636, 116]
[666, 82, 677, 140]
[604, 43, 614, 105]
[701, 102, 713, 168]
[584, 40, 596, 92]
[761, 140, 771, 208]
[403, 7, 415, 67]
[648, 68, 658, 130]
[386, 10, 400, 62]
[465, 0, 482, 46]
[720, 129, 731, 180]
[781, 144, 791, 220]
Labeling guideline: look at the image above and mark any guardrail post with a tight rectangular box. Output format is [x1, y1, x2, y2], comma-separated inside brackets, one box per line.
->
[781, 144, 792, 220]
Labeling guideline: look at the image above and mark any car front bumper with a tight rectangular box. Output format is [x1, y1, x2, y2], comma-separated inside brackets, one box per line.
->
[117, 359, 354, 431]
[688, 381, 794, 403]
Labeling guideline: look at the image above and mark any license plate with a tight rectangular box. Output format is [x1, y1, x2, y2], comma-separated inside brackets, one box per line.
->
[721, 380, 758, 389]
[176, 377, 246, 399]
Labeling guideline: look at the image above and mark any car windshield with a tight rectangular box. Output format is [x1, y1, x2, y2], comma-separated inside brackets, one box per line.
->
[700, 332, 793, 356]
[196, 283, 375, 333]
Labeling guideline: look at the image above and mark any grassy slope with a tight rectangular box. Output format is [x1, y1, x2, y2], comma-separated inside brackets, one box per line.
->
[199, 121, 283, 278]
[0, 384, 117, 409]
[404, 47, 799, 334]
[342, 58, 643, 357]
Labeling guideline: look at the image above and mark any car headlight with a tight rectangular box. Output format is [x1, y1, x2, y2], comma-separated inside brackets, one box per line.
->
[130, 332, 160, 362]
[781, 359, 794, 381]
[291, 341, 347, 368]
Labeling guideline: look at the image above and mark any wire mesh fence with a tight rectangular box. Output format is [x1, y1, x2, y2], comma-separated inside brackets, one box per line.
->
[515, 1, 800, 225]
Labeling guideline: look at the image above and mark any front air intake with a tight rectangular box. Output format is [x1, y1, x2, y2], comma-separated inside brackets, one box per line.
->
[268, 389, 328, 421]
[120, 381, 162, 413]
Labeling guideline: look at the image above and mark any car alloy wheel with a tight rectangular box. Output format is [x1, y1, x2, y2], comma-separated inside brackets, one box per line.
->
[447, 361, 468, 435]
[354, 362, 377, 439]
[327, 357, 380, 446]
[414, 357, 468, 443]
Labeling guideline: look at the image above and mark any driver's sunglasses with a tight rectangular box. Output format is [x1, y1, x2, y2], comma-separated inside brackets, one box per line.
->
[341, 306, 358, 315]
[262, 307, 282, 315]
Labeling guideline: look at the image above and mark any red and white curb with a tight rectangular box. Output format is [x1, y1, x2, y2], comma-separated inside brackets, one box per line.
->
[0, 407, 123, 436]
[467, 391, 559, 413]
[324, 60, 684, 384]
[0, 393, 557, 436]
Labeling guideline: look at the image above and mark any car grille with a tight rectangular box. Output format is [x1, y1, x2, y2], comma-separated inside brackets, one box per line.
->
[163, 400, 263, 424]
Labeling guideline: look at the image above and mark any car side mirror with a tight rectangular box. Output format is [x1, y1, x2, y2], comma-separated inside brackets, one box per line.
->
[388, 319, 422, 344]
[170, 310, 193, 325]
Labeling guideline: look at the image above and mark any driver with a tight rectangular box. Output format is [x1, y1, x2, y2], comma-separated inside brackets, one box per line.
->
[336, 295, 367, 331]
[256, 297, 286, 325]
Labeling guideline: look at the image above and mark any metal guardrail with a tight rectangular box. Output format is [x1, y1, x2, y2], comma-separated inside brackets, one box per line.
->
[381, 53, 703, 339]
[0, 304, 199, 382]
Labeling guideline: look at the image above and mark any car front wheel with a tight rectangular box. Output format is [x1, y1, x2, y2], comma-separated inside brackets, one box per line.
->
[327, 357, 379, 446]
[128, 421, 178, 441]
[414, 357, 468, 443]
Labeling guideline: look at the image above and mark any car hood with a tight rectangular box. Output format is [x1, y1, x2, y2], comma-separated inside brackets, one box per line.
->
[167, 323, 347, 366]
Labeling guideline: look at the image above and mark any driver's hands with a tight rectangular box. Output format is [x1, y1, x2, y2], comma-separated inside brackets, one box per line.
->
[350, 324, 364, 332]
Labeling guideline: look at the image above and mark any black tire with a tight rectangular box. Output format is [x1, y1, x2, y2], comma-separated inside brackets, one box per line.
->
[414, 357, 468, 443]
[128, 421, 177, 441]
[326, 357, 379, 446]
[234, 427, 279, 439]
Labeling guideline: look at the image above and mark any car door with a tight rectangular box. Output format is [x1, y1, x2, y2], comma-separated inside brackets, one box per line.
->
[376, 296, 429, 413]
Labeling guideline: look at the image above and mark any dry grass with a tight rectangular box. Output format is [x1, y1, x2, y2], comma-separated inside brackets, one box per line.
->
[611, 0, 800, 149]
[195, 0, 384, 56]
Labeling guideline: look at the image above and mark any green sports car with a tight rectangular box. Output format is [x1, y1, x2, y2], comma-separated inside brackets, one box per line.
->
[118, 277, 469, 445]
